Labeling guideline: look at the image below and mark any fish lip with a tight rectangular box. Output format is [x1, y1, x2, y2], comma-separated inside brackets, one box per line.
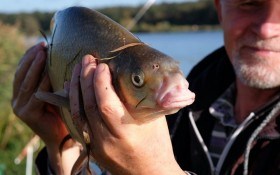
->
[158, 92, 195, 109]
[155, 73, 195, 109]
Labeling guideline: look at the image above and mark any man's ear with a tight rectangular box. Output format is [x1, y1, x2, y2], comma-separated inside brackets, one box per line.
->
[214, 0, 223, 22]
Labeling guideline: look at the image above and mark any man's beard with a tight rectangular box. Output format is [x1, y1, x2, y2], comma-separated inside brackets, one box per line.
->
[232, 53, 280, 89]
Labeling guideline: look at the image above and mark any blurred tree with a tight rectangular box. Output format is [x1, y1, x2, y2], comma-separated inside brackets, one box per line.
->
[17, 14, 40, 36]
[0, 1, 219, 34]
[0, 22, 34, 174]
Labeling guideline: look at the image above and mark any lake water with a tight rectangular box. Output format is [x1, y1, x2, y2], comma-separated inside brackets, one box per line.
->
[135, 30, 224, 75]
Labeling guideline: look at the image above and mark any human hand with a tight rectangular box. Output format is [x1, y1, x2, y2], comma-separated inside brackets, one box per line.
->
[70, 55, 186, 175]
[12, 43, 79, 174]
[12, 42, 69, 149]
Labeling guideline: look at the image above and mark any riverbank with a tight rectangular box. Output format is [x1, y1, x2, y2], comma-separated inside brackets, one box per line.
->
[132, 24, 221, 33]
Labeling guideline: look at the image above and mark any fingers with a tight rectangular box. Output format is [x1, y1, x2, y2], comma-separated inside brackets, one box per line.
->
[94, 63, 133, 136]
[69, 63, 88, 141]
[12, 43, 47, 116]
[70, 59, 100, 146]
[18, 42, 46, 66]
[15, 50, 47, 108]
[38, 73, 51, 92]
[78, 56, 113, 157]
[13, 42, 46, 97]
[69, 55, 131, 141]
[70, 63, 82, 117]
[80, 55, 97, 114]
[79, 55, 107, 142]
[28, 73, 52, 111]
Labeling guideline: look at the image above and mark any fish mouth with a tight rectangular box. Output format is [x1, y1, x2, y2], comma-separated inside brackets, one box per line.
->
[159, 90, 195, 109]
[156, 73, 195, 110]
[130, 91, 194, 120]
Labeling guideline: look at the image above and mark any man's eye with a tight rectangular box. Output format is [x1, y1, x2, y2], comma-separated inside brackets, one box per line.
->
[239, 0, 262, 9]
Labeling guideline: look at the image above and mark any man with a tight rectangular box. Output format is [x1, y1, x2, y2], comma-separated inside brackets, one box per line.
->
[168, 0, 280, 174]
[12, 0, 280, 174]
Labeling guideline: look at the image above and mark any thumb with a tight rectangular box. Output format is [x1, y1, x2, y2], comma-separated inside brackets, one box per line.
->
[93, 63, 134, 135]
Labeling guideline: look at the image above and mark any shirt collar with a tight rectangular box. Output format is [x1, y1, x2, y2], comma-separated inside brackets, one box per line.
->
[209, 83, 280, 139]
[209, 83, 237, 128]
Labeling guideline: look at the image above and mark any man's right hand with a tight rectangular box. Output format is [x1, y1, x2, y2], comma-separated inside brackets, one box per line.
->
[11, 43, 79, 174]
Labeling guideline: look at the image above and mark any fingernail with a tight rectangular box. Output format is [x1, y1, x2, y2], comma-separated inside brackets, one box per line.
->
[96, 63, 106, 74]
[82, 55, 96, 67]
[82, 56, 90, 66]
[40, 41, 47, 48]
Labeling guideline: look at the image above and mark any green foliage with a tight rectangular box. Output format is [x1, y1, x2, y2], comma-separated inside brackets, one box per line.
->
[0, 12, 54, 36]
[100, 1, 219, 31]
[0, 23, 37, 174]
[139, 1, 218, 26]
[0, 23, 24, 116]
[99, 6, 137, 24]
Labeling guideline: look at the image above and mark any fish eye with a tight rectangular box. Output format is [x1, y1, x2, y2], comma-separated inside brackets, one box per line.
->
[131, 70, 145, 88]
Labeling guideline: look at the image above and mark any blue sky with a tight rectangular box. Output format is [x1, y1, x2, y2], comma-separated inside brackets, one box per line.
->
[0, 0, 196, 14]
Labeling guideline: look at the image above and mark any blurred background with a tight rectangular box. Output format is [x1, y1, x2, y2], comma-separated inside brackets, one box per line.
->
[0, 0, 223, 174]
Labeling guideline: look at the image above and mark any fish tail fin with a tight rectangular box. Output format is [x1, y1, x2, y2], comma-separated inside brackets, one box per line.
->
[85, 144, 91, 175]
[71, 150, 95, 175]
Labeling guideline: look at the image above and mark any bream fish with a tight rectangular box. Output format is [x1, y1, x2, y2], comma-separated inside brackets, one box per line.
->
[36, 6, 195, 175]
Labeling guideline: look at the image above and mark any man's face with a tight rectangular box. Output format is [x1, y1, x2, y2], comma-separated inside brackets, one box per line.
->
[216, 0, 280, 89]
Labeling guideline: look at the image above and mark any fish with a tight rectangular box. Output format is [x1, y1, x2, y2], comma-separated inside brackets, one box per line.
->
[36, 6, 195, 175]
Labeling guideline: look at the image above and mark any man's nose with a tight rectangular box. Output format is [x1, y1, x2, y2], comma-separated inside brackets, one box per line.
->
[252, 3, 280, 39]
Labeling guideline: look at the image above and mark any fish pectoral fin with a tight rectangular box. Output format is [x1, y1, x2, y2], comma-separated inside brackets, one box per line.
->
[71, 150, 94, 175]
[35, 91, 70, 108]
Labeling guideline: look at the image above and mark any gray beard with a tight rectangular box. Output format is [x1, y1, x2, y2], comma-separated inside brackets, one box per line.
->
[232, 54, 280, 89]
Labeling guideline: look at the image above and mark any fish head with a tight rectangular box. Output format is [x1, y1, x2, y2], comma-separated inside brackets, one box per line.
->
[109, 44, 195, 121]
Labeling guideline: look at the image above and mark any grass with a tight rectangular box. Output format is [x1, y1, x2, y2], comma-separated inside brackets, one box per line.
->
[0, 22, 42, 175]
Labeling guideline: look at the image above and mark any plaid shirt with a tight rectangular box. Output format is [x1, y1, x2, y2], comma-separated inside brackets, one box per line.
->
[208, 83, 237, 166]
[208, 83, 280, 168]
